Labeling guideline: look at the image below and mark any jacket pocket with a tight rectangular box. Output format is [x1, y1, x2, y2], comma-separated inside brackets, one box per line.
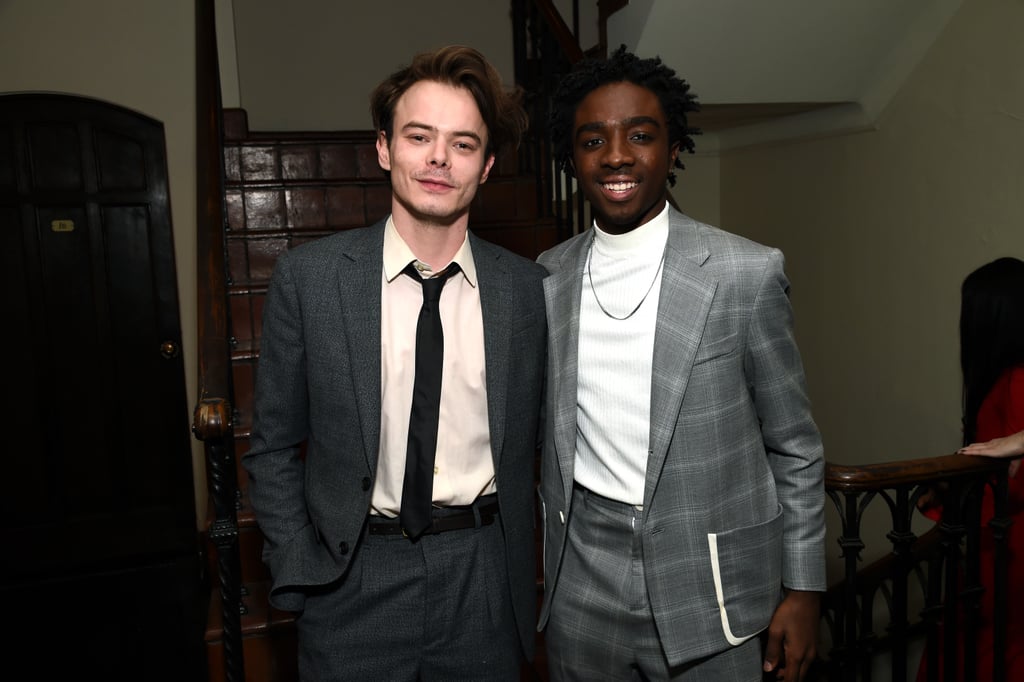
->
[693, 332, 738, 365]
[706, 505, 783, 644]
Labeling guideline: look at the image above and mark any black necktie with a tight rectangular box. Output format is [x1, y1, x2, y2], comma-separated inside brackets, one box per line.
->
[400, 262, 460, 539]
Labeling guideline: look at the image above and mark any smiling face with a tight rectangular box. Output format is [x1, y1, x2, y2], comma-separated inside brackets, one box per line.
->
[377, 80, 494, 229]
[571, 81, 679, 235]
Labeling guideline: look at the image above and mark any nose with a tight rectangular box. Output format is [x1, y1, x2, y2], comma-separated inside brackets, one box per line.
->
[602, 133, 634, 169]
[428, 139, 449, 168]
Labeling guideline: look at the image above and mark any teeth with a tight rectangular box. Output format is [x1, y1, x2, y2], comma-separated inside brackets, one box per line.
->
[603, 182, 637, 192]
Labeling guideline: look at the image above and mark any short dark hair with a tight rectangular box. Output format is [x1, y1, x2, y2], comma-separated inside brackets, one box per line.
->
[370, 45, 527, 159]
[549, 45, 700, 187]
[959, 256, 1024, 444]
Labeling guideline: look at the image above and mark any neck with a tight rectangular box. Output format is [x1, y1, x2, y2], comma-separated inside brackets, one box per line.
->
[391, 203, 469, 269]
[593, 202, 669, 252]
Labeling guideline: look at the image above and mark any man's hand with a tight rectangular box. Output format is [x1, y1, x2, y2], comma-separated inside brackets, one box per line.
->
[762, 589, 821, 681]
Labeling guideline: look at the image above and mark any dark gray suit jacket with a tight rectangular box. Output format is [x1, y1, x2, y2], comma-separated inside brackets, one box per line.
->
[537, 208, 825, 667]
[243, 219, 547, 658]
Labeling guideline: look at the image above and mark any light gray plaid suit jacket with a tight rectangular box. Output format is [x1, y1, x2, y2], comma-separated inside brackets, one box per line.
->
[537, 207, 825, 667]
[243, 219, 547, 659]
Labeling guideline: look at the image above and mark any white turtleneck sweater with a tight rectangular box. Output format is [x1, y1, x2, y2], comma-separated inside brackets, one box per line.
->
[574, 202, 670, 505]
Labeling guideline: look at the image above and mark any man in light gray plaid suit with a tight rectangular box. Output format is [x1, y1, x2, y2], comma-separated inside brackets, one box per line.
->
[536, 47, 826, 682]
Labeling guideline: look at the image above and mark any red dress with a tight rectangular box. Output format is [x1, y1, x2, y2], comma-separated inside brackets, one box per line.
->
[918, 365, 1024, 680]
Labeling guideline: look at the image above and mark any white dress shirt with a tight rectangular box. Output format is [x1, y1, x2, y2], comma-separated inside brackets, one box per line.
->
[372, 217, 495, 517]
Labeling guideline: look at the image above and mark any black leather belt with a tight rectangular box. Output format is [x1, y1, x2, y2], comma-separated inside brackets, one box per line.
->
[367, 496, 499, 537]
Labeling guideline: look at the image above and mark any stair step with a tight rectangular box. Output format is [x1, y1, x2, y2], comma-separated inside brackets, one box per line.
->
[205, 580, 298, 682]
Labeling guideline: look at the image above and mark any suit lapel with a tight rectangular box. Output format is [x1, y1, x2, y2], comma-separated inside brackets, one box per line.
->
[472, 234, 512, 469]
[337, 221, 385, 474]
[644, 210, 716, 509]
[543, 234, 590, 503]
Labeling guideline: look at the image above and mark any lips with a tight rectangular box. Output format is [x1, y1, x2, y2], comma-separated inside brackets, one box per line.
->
[602, 181, 637, 192]
[415, 173, 455, 191]
[598, 177, 639, 200]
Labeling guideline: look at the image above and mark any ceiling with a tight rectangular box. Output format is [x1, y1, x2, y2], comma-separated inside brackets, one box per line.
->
[605, 0, 963, 139]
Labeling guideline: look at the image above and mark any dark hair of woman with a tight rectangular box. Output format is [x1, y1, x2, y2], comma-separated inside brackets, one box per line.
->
[959, 256, 1024, 444]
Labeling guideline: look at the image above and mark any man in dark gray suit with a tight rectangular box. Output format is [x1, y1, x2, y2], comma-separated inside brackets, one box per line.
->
[537, 48, 826, 681]
[243, 46, 546, 681]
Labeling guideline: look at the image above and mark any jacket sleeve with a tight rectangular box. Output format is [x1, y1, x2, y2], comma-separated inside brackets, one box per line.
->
[242, 250, 313, 565]
[743, 248, 827, 591]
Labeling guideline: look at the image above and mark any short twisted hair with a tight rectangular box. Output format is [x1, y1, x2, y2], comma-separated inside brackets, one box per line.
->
[549, 45, 700, 186]
[370, 45, 527, 159]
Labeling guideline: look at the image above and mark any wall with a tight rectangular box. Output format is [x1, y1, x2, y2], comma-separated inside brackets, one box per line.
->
[669, 147, 721, 227]
[720, 0, 1024, 469]
[0, 0, 204, 524]
[231, 0, 518, 131]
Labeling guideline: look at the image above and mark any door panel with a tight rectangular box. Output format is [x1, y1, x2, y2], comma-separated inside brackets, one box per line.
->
[0, 93, 205, 680]
[0, 93, 196, 579]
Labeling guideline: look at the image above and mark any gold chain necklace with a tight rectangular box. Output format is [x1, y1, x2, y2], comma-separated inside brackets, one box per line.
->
[585, 233, 666, 321]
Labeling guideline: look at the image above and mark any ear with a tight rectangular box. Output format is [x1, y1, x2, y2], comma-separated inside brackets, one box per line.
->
[668, 141, 681, 171]
[567, 156, 577, 178]
[376, 130, 391, 172]
[479, 153, 496, 185]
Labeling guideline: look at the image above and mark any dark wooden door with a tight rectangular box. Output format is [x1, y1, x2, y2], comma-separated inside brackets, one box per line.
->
[0, 94, 205, 680]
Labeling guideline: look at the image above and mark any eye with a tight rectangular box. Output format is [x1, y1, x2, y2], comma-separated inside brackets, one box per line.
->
[408, 134, 428, 143]
[630, 131, 653, 142]
[581, 137, 604, 149]
[454, 141, 477, 152]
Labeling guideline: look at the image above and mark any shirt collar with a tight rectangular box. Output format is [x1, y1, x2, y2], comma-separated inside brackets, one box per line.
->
[592, 201, 670, 255]
[382, 216, 478, 286]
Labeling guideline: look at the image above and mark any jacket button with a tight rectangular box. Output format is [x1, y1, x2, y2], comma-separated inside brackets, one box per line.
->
[361, 477, 371, 491]
[338, 541, 349, 555]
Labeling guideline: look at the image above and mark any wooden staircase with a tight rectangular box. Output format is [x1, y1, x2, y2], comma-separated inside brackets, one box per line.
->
[192, 4, 1017, 681]
[199, 107, 557, 682]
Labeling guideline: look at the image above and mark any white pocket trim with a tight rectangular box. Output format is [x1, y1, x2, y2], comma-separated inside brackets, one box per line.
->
[707, 532, 759, 646]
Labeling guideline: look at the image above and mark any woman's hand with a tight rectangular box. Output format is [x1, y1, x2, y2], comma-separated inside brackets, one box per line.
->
[959, 430, 1024, 477]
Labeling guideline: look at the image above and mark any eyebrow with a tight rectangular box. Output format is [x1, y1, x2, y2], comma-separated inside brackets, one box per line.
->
[402, 121, 483, 145]
[575, 116, 662, 137]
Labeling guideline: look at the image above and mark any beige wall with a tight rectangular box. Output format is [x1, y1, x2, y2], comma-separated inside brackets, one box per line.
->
[0, 0, 204, 524]
[719, 0, 1024, 470]
[231, 0, 518, 131]
[669, 150, 721, 227]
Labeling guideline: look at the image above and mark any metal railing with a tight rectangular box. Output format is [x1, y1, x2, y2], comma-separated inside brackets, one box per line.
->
[822, 454, 1010, 681]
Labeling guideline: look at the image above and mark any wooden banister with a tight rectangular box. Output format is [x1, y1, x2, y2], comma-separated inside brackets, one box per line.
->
[194, 4, 232, 418]
[194, 1, 245, 681]
[826, 452, 1005, 490]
